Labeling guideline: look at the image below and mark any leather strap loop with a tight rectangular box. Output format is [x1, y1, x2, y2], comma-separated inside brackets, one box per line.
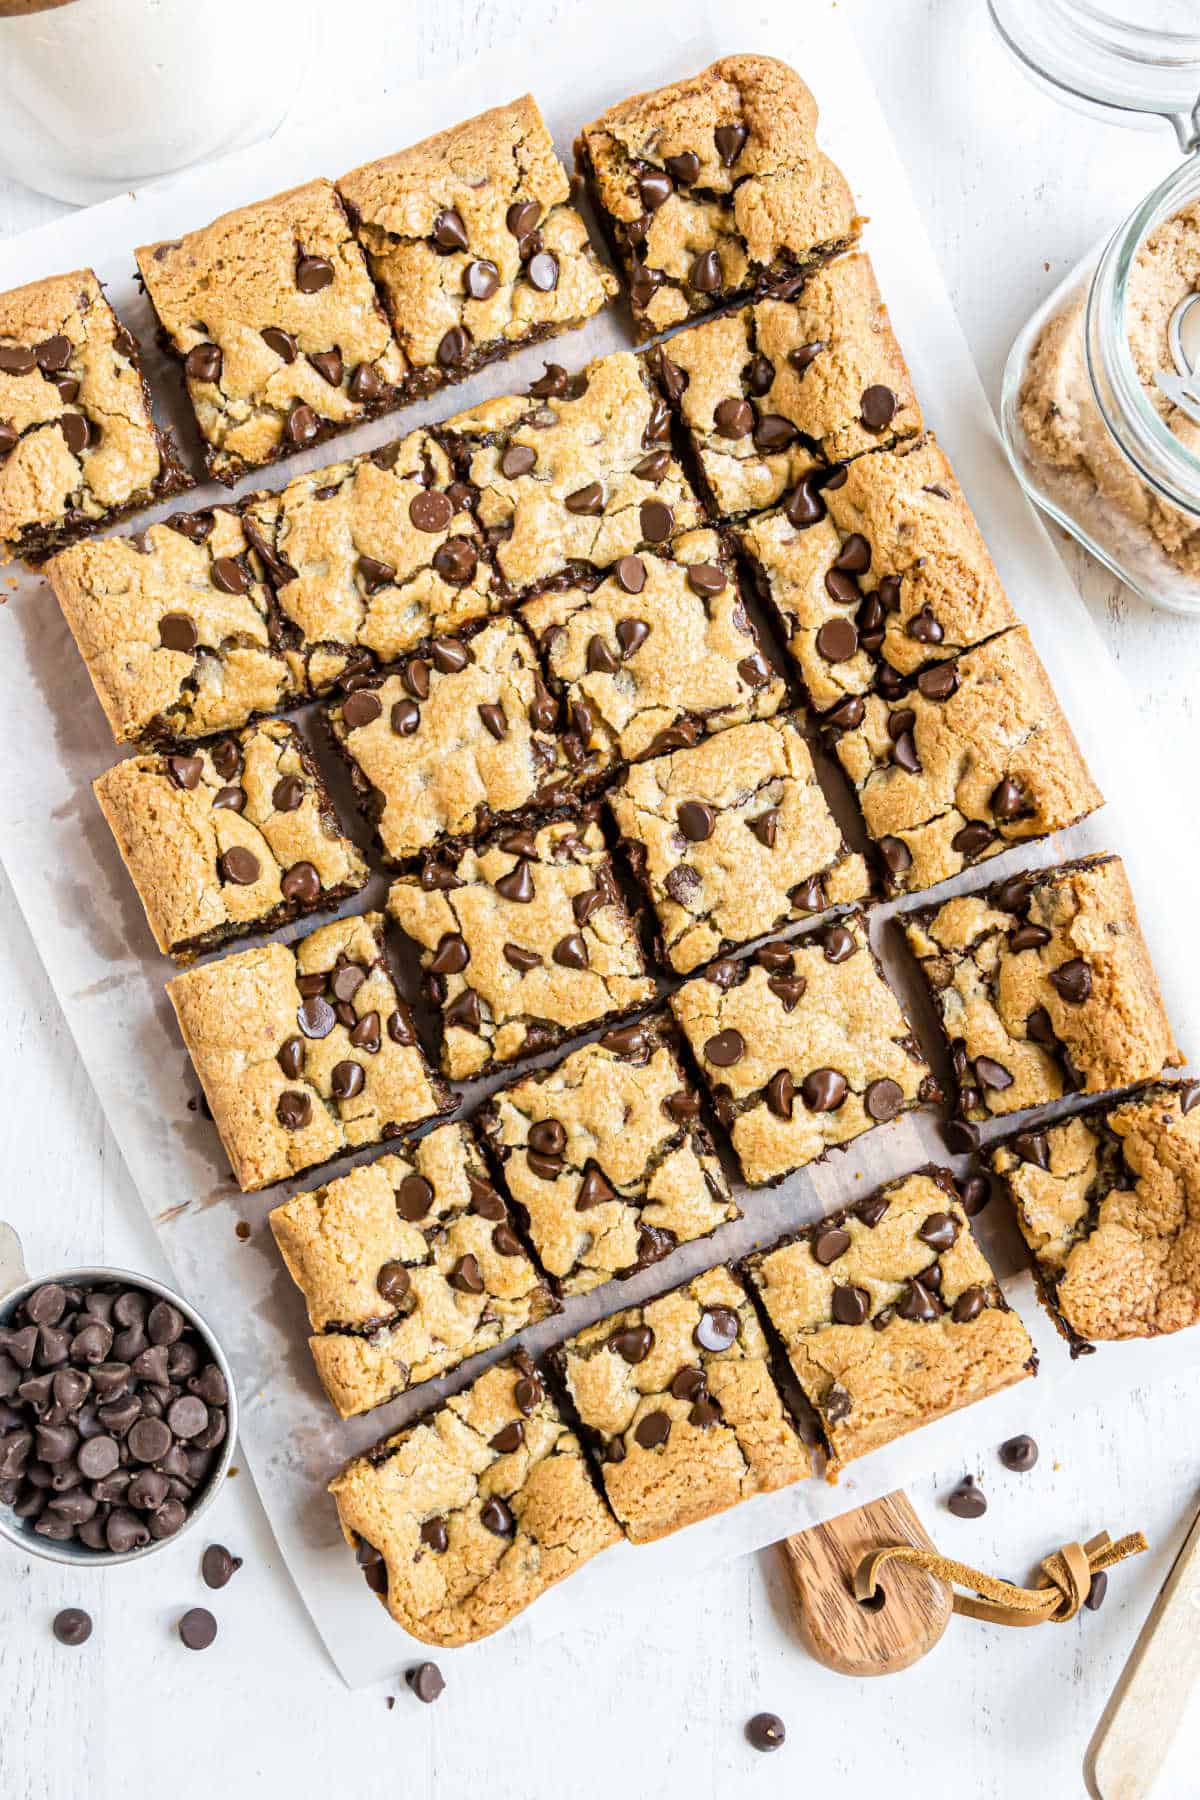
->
[854, 1529, 1147, 1626]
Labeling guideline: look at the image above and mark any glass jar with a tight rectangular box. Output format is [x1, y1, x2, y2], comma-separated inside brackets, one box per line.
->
[992, 1, 1200, 614]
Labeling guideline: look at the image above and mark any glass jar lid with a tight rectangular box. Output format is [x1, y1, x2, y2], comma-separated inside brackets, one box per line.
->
[989, 0, 1200, 143]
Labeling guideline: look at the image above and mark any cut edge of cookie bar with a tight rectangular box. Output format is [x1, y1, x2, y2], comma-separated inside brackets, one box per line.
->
[574, 54, 860, 342]
[904, 852, 1182, 1126]
[268, 1119, 558, 1419]
[93, 719, 369, 962]
[546, 1261, 815, 1544]
[740, 1165, 1037, 1470]
[991, 1079, 1200, 1355]
[329, 1349, 621, 1644]
[476, 1011, 738, 1298]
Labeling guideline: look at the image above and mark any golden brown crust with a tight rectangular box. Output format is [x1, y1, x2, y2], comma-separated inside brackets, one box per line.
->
[577, 55, 858, 338]
[166, 912, 450, 1192]
[554, 1265, 809, 1543]
[831, 626, 1103, 893]
[608, 714, 869, 972]
[136, 180, 408, 481]
[329, 1355, 620, 1644]
[669, 917, 936, 1186]
[744, 1171, 1034, 1465]
[93, 719, 367, 958]
[907, 855, 1181, 1120]
[268, 1121, 555, 1418]
[338, 96, 616, 379]
[478, 1014, 736, 1295]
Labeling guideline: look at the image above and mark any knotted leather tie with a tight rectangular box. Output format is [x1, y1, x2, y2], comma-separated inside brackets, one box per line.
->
[854, 1529, 1148, 1625]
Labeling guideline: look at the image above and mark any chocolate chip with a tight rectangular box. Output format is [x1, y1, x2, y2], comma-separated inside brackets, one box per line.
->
[861, 385, 897, 430]
[615, 556, 646, 594]
[864, 1078, 904, 1122]
[1085, 1571, 1108, 1612]
[430, 932, 470, 975]
[575, 1166, 616, 1210]
[461, 257, 499, 300]
[999, 1434, 1038, 1472]
[552, 932, 588, 970]
[826, 695, 865, 731]
[261, 326, 297, 362]
[201, 1543, 242, 1589]
[527, 251, 559, 291]
[676, 800, 716, 843]
[738, 653, 771, 688]
[950, 1286, 986, 1324]
[823, 924, 856, 963]
[744, 1712, 786, 1755]
[802, 1067, 847, 1112]
[409, 489, 454, 533]
[419, 1517, 449, 1555]
[1009, 923, 1051, 952]
[919, 1212, 959, 1253]
[690, 249, 722, 292]
[714, 122, 748, 165]
[714, 396, 754, 439]
[947, 1476, 987, 1519]
[52, 1607, 92, 1646]
[506, 199, 541, 239]
[286, 402, 319, 447]
[276, 1091, 311, 1130]
[331, 1060, 365, 1100]
[704, 1029, 744, 1067]
[765, 1069, 795, 1119]
[634, 1410, 671, 1450]
[179, 1606, 218, 1650]
[990, 776, 1025, 820]
[974, 1056, 1013, 1092]
[185, 342, 222, 383]
[437, 326, 470, 368]
[754, 413, 797, 452]
[831, 1284, 869, 1326]
[640, 498, 673, 542]
[1050, 959, 1092, 1004]
[687, 562, 727, 597]
[431, 206, 468, 251]
[277, 1035, 305, 1079]
[296, 253, 334, 293]
[391, 699, 420, 735]
[694, 1307, 739, 1353]
[308, 348, 343, 386]
[633, 449, 671, 482]
[480, 1496, 514, 1536]
[449, 1254, 484, 1295]
[609, 1325, 654, 1364]
[342, 690, 383, 731]
[784, 474, 826, 528]
[407, 1661, 446, 1703]
[812, 1228, 851, 1266]
[495, 860, 535, 903]
[503, 943, 541, 972]
[443, 988, 481, 1032]
[218, 847, 259, 887]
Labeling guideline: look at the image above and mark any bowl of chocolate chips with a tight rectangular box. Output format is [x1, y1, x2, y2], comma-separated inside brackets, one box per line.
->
[0, 1224, 237, 1563]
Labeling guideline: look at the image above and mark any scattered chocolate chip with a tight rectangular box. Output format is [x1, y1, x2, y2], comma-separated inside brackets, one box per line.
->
[999, 1435, 1038, 1473]
[407, 1661, 446, 1703]
[52, 1607, 92, 1646]
[1085, 1571, 1108, 1612]
[202, 1543, 242, 1589]
[179, 1606, 218, 1650]
[947, 1477, 987, 1519]
[746, 1713, 785, 1753]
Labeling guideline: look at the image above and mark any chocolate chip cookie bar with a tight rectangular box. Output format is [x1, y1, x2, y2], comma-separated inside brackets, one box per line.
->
[576, 55, 858, 340]
[167, 912, 450, 1191]
[48, 508, 303, 746]
[477, 1014, 737, 1296]
[337, 96, 617, 394]
[992, 1083, 1200, 1349]
[268, 1120, 556, 1418]
[521, 531, 787, 770]
[608, 714, 869, 973]
[829, 627, 1103, 894]
[0, 268, 188, 561]
[136, 180, 408, 483]
[550, 1265, 810, 1542]
[670, 918, 939, 1187]
[743, 1170, 1035, 1466]
[737, 439, 1018, 713]
[93, 719, 367, 960]
[388, 811, 655, 1080]
[330, 1352, 620, 1643]
[439, 349, 705, 597]
[905, 855, 1181, 1126]
[324, 616, 599, 865]
[655, 255, 920, 517]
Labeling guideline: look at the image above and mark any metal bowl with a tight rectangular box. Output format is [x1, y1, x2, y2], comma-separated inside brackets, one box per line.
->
[0, 1222, 238, 1567]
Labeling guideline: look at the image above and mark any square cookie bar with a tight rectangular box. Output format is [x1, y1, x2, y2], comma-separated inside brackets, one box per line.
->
[743, 1170, 1035, 1466]
[576, 55, 857, 339]
[268, 1120, 556, 1418]
[136, 179, 409, 483]
[608, 714, 869, 973]
[992, 1083, 1200, 1350]
[324, 616, 600, 865]
[905, 855, 1181, 1127]
[737, 439, 1018, 714]
[439, 349, 705, 597]
[388, 811, 655, 1079]
[521, 531, 787, 769]
[478, 1014, 737, 1296]
[338, 96, 617, 392]
[330, 1352, 620, 1644]
[0, 268, 188, 561]
[550, 1265, 810, 1543]
[670, 917, 939, 1186]
[167, 912, 451, 1191]
[655, 254, 920, 517]
[93, 719, 368, 960]
[828, 627, 1103, 894]
[48, 507, 302, 746]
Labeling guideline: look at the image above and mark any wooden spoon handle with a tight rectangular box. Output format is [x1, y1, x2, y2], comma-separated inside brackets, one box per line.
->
[781, 1489, 952, 1676]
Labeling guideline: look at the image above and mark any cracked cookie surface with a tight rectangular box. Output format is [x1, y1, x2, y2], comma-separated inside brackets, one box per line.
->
[269, 1120, 555, 1418]
[338, 96, 616, 389]
[738, 438, 1018, 713]
[656, 254, 919, 516]
[94, 718, 367, 959]
[0, 267, 188, 560]
[478, 1014, 736, 1295]
[906, 854, 1181, 1122]
[325, 616, 599, 865]
[830, 625, 1102, 894]
[609, 713, 869, 972]
[993, 1083, 1200, 1346]
[743, 1170, 1034, 1466]
[440, 349, 705, 595]
[330, 1352, 620, 1644]
[522, 530, 787, 769]
[136, 179, 408, 483]
[576, 54, 857, 339]
[552, 1264, 809, 1542]
[670, 917, 938, 1186]
[167, 911, 450, 1191]
[388, 810, 655, 1079]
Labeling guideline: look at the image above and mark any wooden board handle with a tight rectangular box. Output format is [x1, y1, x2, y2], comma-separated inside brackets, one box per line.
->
[781, 1490, 952, 1676]
[1085, 1495, 1200, 1800]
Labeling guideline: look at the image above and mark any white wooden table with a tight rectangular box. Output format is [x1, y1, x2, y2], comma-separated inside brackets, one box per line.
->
[2, 3, 1199, 1794]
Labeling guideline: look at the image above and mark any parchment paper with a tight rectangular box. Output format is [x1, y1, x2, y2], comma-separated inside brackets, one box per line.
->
[0, 0, 1196, 1689]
